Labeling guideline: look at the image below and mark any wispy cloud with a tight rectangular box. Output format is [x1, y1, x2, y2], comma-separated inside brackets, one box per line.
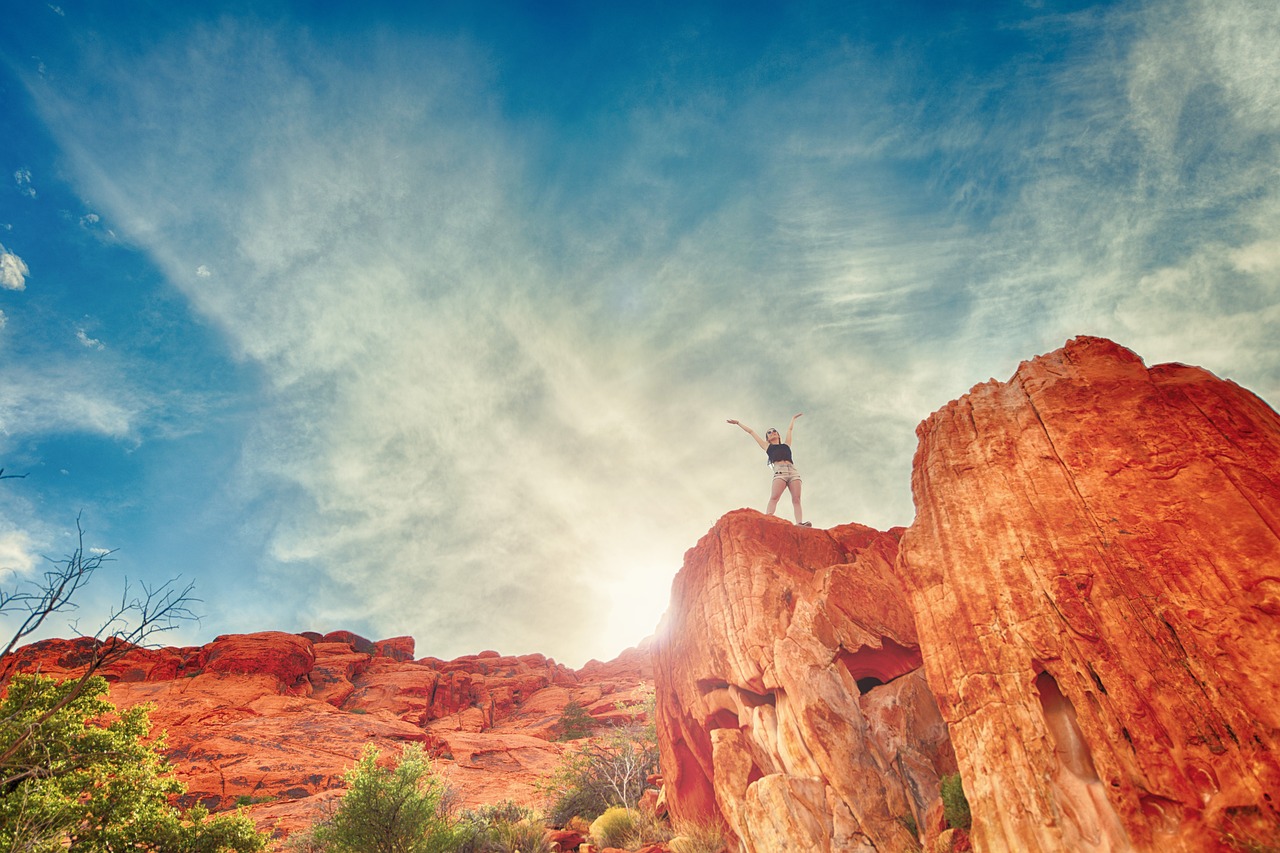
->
[13, 169, 35, 199]
[12, 2, 1280, 663]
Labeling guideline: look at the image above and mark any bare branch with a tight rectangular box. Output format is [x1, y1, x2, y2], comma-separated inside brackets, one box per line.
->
[0, 514, 110, 661]
[0, 509, 203, 774]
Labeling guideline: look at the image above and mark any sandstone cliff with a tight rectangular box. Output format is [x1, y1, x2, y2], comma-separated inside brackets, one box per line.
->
[651, 512, 955, 851]
[652, 336, 1280, 852]
[898, 336, 1280, 851]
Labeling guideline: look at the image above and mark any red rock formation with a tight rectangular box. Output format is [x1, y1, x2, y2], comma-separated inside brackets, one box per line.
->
[1, 631, 654, 847]
[652, 511, 955, 852]
[898, 336, 1280, 851]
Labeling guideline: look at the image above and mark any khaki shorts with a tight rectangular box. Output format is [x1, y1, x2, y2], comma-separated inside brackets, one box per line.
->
[771, 462, 802, 484]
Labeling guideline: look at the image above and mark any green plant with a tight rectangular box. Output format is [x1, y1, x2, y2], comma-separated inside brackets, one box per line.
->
[0, 673, 267, 852]
[669, 816, 729, 853]
[554, 701, 598, 741]
[235, 794, 277, 807]
[940, 773, 972, 831]
[540, 689, 660, 825]
[452, 801, 552, 853]
[591, 806, 639, 849]
[308, 743, 460, 853]
[898, 812, 919, 837]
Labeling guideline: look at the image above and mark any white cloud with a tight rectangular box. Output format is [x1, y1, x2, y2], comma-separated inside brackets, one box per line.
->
[80, 213, 100, 227]
[13, 169, 35, 199]
[0, 529, 37, 577]
[0, 244, 28, 290]
[76, 328, 105, 350]
[195, 264, 212, 277]
[0, 309, 7, 330]
[0, 363, 140, 442]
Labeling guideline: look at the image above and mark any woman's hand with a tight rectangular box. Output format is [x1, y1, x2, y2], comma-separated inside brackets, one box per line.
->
[791, 413, 804, 420]
[726, 419, 740, 425]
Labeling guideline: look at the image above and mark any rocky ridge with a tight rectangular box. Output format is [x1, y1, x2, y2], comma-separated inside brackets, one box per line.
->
[0, 630, 653, 843]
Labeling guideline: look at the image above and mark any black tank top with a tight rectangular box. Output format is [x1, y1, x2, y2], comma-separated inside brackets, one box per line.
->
[767, 443, 793, 463]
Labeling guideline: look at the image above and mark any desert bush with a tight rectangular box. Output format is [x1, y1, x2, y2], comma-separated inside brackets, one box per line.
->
[591, 806, 639, 849]
[940, 773, 972, 831]
[307, 744, 460, 853]
[669, 815, 729, 853]
[453, 801, 551, 853]
[620, 808, 674, 848]
[541, 689, 660, 824]
[554, 700, 598, 740]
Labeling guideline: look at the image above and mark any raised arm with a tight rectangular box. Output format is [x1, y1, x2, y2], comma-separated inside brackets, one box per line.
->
[727, 419, 770, 451]
[784, 413, 803, 445]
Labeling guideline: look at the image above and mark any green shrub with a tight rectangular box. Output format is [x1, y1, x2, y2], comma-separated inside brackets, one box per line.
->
[940, 773, 972, 831]
[235, 794, 276, 807]
[591, 807, 639, 848]
[540, 689, 660, 825]
[308, 744, 460, 853]
[453, 801, 552, 853]
[0, 674, 267, 853]
[555, 701, 598, 741]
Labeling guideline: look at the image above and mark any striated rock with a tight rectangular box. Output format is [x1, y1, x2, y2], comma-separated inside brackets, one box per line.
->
[898, 336, 1280, 851]
[652, 510, 952, 852]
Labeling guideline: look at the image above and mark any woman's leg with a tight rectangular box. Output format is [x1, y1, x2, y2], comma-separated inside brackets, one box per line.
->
[766, 477, 788, 515]
[788, 479, 804, 524]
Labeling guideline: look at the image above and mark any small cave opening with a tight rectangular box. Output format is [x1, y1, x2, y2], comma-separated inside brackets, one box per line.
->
[855, 676, 885, 695]
[837, 637, 924, 689]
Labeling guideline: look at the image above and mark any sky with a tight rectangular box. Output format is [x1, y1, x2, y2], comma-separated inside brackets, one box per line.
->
[0, 0, 1277, 668]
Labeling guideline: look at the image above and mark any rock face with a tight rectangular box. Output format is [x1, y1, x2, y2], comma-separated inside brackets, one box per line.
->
[1, 631, 654, 845]
[897, 336, 1280, 851]
[651, 511, 956, 852]
[653, 336, 1279, 852]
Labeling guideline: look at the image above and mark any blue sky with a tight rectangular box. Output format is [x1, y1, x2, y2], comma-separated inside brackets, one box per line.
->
[1, 0, 1277, 666]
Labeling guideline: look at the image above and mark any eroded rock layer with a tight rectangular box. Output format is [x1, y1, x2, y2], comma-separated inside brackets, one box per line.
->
[898, 336, 1280, 851]
[652, 510, 956, 852]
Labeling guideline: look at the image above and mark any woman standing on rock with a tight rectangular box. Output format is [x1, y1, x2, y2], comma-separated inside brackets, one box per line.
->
[727, 413, 810, 527]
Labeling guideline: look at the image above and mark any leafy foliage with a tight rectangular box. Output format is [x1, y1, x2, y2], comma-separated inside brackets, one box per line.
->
[553, 701, 597, 741]
[940, 773, 972, 831]
[307, 744, 460, 853]
[0, 673, 266, 852]
[541, 690, 660, 825]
